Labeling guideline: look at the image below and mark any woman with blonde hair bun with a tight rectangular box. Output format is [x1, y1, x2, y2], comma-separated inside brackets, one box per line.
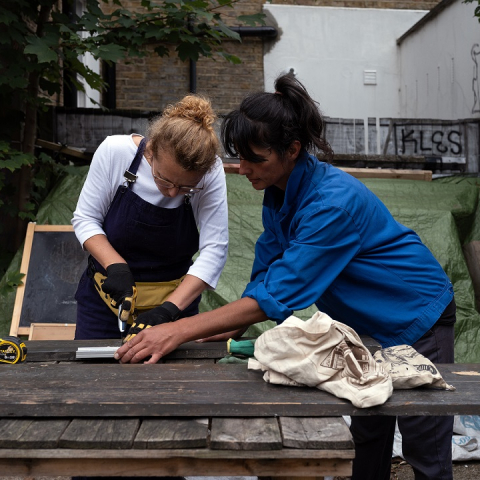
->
[72, 94, 228, 340]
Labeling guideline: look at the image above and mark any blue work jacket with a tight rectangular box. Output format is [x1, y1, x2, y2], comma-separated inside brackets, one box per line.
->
[242, 151, 454, 348]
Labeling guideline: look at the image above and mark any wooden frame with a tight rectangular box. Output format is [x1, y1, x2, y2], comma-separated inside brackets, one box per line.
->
[28, 323, 76, 340]
[10, 223, 84, 338]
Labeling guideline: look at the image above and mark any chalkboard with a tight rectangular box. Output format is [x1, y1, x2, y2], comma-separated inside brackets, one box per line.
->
[10, 223, 89, 337]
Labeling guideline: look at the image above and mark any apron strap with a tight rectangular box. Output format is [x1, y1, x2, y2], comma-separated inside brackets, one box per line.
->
[123, 137, 147, 187]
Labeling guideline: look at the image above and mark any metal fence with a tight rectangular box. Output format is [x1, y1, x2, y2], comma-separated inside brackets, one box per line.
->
[44, 108, 480, 173]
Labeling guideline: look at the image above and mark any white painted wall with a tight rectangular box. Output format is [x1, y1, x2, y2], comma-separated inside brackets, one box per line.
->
[263, 5, 427, 119]
[398, 0, 480, 120]
[77, 51, 101, 108]
[76, 0, 101, 108]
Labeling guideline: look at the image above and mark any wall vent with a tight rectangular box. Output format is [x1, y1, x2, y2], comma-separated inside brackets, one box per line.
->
[364, 70, 377, 85]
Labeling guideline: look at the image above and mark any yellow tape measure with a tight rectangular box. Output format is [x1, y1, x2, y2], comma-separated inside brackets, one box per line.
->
[0, 336, 27, 364]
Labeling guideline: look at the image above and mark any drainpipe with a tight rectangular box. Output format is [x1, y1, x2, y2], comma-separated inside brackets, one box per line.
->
[227, 26, 278, 38]
[189, 26, 278, 93]
[189, 59, 197, 93]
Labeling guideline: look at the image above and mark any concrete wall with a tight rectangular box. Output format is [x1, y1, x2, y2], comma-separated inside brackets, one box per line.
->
[263, 5, 427, 120]
[398, 0, 480, 120]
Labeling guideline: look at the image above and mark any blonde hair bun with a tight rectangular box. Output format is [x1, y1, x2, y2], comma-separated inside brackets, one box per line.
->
[147, 94, 219, 173]
[163, 95, 216, 131]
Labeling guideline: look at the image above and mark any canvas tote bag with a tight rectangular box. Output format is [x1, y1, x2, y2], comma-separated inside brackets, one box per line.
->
[248, 311, 393, 408]
[373, 344, 455, 390]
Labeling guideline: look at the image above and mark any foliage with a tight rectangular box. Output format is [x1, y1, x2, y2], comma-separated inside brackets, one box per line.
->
[0, 270, 24, 297]
[0, 142, 33, 212]
[0, 0, 264, 236]
[1, 0, 264, 113]
[464, 0, 480, 22]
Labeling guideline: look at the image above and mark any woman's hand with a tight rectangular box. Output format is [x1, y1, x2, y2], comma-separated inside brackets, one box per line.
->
[115, 322, 181, 364]
[115, 297, 267, 363]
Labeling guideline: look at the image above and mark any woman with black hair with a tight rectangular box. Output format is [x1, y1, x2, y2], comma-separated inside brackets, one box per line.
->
[115, 74, 456, 480]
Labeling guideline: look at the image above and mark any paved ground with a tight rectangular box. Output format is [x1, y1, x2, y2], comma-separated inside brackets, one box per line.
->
[333, 459, 480, 479]
[392, 460, 480, 480]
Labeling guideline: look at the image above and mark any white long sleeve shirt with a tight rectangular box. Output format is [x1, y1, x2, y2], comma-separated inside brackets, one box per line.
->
[72, 134, 229, 289]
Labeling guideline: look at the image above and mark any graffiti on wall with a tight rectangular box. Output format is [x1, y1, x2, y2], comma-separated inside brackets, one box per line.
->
[396, 126, 463, 156]
[473, 44, 480, 114]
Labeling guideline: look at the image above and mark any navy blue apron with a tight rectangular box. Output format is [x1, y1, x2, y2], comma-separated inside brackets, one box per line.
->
[75, 138, 201, 340]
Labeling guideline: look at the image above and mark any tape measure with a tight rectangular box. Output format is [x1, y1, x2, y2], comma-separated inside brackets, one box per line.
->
[0, 336, 27, 364]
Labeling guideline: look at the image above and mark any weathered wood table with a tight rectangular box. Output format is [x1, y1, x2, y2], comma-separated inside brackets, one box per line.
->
[1, 339, 479, 479]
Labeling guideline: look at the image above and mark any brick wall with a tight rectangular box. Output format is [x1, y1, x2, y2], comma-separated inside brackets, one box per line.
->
[111, 0, 441, 114]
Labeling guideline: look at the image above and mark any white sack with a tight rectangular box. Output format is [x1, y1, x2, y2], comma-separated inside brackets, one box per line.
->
[373, 344, 455, 390]
[249, 312, 393, 408]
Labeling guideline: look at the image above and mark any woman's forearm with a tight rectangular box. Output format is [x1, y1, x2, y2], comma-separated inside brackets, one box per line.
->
[167, 274, 209, 311]
[84, 234, 126, 269]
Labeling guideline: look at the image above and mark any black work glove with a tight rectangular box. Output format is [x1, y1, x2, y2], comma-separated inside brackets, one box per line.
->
[101, 263, 135, 307]
[123, 301, 181, 343]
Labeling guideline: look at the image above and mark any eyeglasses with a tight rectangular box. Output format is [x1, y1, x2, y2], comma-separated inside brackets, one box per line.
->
[151, 163, 204, 194]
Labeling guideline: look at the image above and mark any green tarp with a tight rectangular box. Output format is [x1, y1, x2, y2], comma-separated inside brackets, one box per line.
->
[1, 169, 479, 362]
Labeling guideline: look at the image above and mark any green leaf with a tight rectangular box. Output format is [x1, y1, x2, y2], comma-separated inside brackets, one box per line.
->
[32, 177, 47, 188]
[24, 37, 58, 64]
[176, 42, 201, 62]
[0, 150, 34, 172]
[18, 211, 36, 221]
[0, 270, 25, 296]
[218, 51, 242, 64]
[90, 44, 126, 62]
[216, 22, 241, 41]
[0, 7, 19, 26]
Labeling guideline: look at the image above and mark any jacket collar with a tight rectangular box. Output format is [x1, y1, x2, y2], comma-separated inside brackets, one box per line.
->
[264, 149, 314, 215]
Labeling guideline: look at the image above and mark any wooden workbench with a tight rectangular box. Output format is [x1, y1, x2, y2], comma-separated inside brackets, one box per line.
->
[1, 340, 479, 479]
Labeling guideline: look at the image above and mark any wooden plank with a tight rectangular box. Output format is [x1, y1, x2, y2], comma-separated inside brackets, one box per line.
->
[25, 339, 229, 362]
[134, 418, 208, 449]
[36, 139, 92, 161]
[24, 337, 379, 362]
[280, 417, 354, 449]
[273, 477, 325, 480]
[164, 358, 215, 364]
[0, 363, 477, 418]
[223, 163, 240, 174]
[10, 222, 36, 337]
[0, 448, 355, 460]
[341, 167, 432, 181]
[0, 419, 69, 449]
[31, 225, 74, 232]
[29, 323, 76, 340]
[59, 419, 140, 449]
[332, 153, 426, 164]
[223, 162, 432, 181]
[26, 339, 121, 362]
[211, 418, 282, 450]
[0, 452, 353, 477]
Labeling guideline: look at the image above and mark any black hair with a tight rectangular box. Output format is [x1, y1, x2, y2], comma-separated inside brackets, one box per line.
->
[221, 73, 333, 163]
